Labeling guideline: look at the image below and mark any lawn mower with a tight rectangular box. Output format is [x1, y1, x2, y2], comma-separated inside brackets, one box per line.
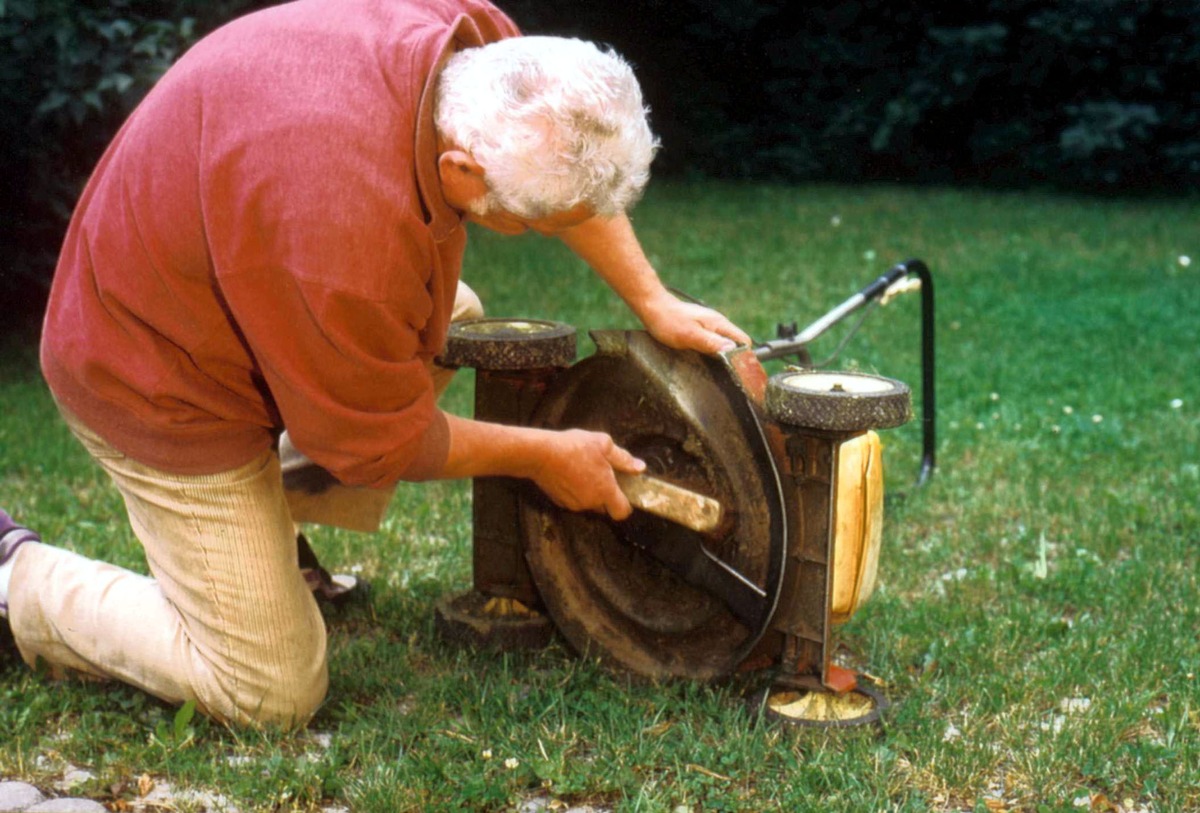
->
[433, 258, 935, 727]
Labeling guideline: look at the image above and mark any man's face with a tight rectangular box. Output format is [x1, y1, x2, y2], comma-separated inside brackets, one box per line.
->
[466, 201, 595, 237]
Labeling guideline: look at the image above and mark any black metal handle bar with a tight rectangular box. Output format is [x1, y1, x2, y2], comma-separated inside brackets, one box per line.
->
[908, 259, 936, 486]
[753, 263, 909, 361]
[753, 259, 936, 486]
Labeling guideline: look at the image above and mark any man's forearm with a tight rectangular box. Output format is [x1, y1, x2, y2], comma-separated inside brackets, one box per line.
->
[557, 212, 670, 321]
[557, 212, 751, 354]
[437, 413, 545, 481]
[435, 412, 642, 518]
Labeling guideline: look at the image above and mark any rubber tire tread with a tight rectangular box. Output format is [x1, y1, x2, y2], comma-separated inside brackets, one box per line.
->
[765, 371, 911, 431]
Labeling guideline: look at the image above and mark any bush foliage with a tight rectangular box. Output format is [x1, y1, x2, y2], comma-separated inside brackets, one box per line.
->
[3, 0, 1197, 312]
[1, 0, 262, 306]
[505, 0, 1200, 189]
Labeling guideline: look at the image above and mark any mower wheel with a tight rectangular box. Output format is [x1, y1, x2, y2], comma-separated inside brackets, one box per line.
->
[438, 318, 576, 371]
[433, 590, 555, 651]
[766, 371, 911, 432]
[751, 681, 890, 728]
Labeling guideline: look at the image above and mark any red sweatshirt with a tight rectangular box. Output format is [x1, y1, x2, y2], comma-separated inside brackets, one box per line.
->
[41, 0, 518, 488]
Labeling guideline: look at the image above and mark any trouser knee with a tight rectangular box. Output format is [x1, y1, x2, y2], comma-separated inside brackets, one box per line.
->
[206, 656, 329, 728]
[193, 606, 330, 728]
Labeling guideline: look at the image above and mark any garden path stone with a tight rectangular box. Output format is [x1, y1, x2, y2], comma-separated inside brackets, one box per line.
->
[0, 781, 45, 812]
[25, 801, 107, 813]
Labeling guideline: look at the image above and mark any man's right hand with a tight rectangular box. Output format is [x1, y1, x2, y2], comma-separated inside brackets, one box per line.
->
[526, 427, 644, 519]
[437, 414, 644, 519]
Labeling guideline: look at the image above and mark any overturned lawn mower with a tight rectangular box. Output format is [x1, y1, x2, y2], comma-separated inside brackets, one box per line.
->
[434, 259, 935, 727]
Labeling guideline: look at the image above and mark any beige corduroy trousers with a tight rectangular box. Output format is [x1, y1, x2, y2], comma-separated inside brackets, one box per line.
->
[8, 282, 482, 727]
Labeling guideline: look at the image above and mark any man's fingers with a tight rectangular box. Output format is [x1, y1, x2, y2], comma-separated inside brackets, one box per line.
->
[706, 332, 738, 353]
[679, 307, 750, 354]
[719, 322, 753, 347]
[606, 486, 634, 520]
[605, 440, 645, 474]
[598, 437, 639, 519]
[702, 313, 751, 347]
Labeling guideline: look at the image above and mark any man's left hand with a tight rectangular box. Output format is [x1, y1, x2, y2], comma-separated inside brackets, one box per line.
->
[637, 291, 752, 355]
[555, 213, 752, 355]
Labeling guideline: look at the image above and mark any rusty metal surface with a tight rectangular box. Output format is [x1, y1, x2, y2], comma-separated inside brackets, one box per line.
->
[772, 433, 838, 680]
[470, 368, 559, 605]
[433, 590, 555, 651]
[521, 331, 787, 680]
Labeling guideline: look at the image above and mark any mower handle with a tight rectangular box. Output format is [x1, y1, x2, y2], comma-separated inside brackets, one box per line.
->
[753, 259, 937, 486]
[754, 262, 911, 361]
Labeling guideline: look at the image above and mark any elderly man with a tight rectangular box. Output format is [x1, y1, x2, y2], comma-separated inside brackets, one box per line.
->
[0, 0, 747, 726]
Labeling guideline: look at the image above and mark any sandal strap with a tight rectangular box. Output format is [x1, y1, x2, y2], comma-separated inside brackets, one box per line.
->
[296, 532, 360, 604]
[1, 525, 40, 568]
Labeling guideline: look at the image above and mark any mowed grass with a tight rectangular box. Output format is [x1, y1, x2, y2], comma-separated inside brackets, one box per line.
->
[2, 183, 1198, 812]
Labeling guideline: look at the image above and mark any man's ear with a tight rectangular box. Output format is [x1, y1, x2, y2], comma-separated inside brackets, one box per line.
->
[438, 149, 488, 212]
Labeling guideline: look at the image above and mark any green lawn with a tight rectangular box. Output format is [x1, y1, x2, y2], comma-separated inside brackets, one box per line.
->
[2, 183, 1198, 812]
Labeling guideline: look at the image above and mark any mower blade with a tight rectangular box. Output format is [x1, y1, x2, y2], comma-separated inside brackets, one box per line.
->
[625, 517, 767, 629]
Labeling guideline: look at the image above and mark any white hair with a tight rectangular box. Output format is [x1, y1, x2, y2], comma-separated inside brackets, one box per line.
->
[435, 36, 660, 218]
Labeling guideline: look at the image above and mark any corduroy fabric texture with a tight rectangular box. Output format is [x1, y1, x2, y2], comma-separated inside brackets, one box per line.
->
[9, 413, 328, 727]
[8, 280, 484, 725]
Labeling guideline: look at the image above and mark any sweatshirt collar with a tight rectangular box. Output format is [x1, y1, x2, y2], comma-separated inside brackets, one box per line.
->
[415, 16, 484, 242]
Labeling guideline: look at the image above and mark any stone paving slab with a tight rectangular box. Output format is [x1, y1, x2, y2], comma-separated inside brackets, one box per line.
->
[26, 800, 107, 813]
[0, 780, 109, 813]
[0, 780, 46, 812]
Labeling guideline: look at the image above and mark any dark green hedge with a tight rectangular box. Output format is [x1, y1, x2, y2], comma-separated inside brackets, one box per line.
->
[505, 0, 1200, 189]
[4, 0, 1198, 315]
[2, 0, 261, 312]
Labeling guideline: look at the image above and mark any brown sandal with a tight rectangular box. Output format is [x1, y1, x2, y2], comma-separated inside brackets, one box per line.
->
[296, 532, 362, 605]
